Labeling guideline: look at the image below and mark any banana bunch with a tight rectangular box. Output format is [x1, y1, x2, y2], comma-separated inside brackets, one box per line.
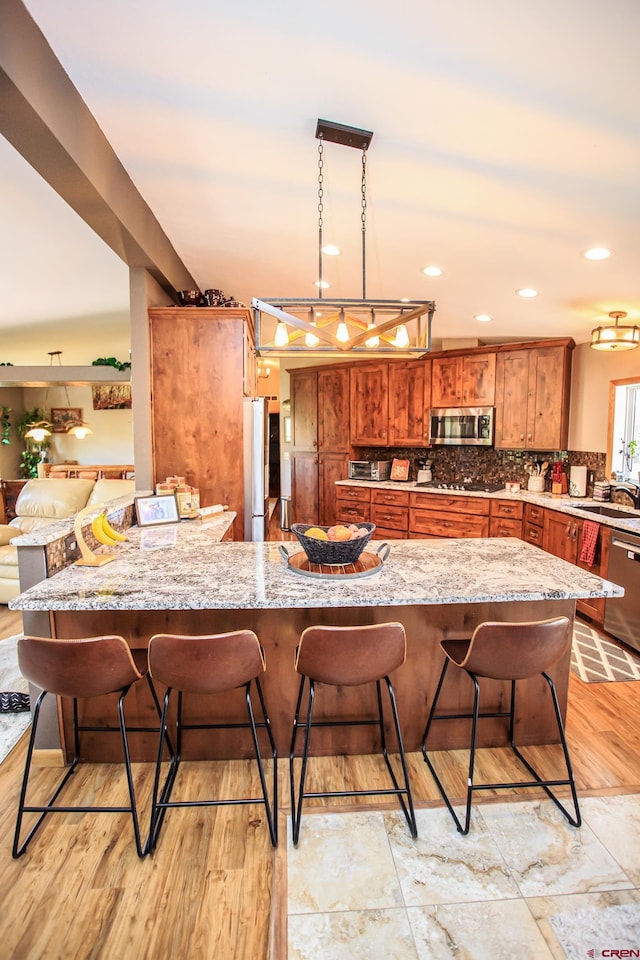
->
[91, 512, 128, 547]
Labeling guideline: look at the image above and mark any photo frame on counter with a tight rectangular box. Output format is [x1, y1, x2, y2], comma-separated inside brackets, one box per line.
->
[134, 493, 180, 527]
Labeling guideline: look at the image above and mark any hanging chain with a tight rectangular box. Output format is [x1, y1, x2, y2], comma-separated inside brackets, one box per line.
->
[361, 146, 367, 300]
[318, 135, 324, 299]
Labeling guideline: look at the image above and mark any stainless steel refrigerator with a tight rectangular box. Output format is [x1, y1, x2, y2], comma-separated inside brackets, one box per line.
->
[243, 397, 270, 541]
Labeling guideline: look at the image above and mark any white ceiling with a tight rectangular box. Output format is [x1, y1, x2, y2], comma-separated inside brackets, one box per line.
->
[2, 0, 640, 358]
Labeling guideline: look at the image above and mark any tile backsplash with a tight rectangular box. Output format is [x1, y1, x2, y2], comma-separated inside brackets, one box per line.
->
[355, 447, 607, 495]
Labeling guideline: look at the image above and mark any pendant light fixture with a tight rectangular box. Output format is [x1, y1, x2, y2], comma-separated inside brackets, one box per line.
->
[253, 119, 435, 356]
[24, 351, 93, 440]
[590, 311, 640, 351]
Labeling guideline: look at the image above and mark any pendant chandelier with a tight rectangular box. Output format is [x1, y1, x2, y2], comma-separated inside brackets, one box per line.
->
[253, 119, 435, 357]
[24, 351, 93, 440]
[590, 311, 639, 351]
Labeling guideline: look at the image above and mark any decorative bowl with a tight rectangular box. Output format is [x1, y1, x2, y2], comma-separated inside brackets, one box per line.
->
[291, 522, 375, 565]
[178, 290, 203, 306]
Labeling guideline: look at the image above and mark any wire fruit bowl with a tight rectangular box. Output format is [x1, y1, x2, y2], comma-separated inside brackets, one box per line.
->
[291, 523, 376, 565]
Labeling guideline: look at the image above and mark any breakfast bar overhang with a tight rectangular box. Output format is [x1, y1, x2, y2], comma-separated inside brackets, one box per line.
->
[10, 527, 623, 763]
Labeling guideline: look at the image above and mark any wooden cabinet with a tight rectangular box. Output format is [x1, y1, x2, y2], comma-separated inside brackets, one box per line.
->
[431, 353, 496, 408]
[523, 502, 545, 547]
[388, 359, 431, 446]
[489, 499, 523, 538]
[318, 367, 351, 452]
[543, 509, 579, 563]
[409, 493, 490, 538]
[350, 362, 389, 445]
[543, 507, 609, 624]
[0, 479, 28, 523]
[149, 307, 252, 540]
[370, 488, 409, 539]
[291, 451, 319, 525]
[494, 342, 573, 450]
[335, 484, 371, 525]
[290, 368, 318, 450]
[319, 453, 349, 524]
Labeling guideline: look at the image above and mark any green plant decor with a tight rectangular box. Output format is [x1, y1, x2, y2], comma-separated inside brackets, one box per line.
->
[16, 407, 51, 479]
[92, 356, 131, 371]
[0, 406, 11, 445]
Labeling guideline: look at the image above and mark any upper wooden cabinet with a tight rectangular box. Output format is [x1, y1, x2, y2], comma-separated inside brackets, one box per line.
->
[350, 362, 389, 445]
[388, 359, 431, 446]
[431, 353, 496, 408]
[494, 341, 573, 450]
[318, 366, 351, 452]
[290, 368, 318, 449]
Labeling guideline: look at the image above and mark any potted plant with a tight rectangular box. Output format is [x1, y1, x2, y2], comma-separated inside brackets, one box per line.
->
[0, 406, 11, 445]
[16, 407, 51, 478]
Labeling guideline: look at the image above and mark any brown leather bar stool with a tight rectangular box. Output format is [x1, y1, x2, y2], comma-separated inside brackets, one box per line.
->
[289, 622, 417, 845]
[422, 616, 581, 834]
[13, 634, 159, 859]
[146, 630, 277, 852]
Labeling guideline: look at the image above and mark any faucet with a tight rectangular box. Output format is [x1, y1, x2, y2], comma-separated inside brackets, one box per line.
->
[611, 480, 640, 510]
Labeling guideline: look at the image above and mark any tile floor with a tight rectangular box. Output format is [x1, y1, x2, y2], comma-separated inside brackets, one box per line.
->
[287, 794, 640, 959]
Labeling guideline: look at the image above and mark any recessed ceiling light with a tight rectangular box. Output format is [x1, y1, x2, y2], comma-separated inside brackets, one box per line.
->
[475, 314, 492, 322]
[584, 247, 612, 261]
[516, 288, 539, 298]
[314, 280, 331, 289]
[400, 297, 411, 303]
[321, 244, 341, 256]
[422, 265, 443, 277]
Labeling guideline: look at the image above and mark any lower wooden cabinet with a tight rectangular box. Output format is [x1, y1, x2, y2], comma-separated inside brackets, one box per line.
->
[542, 507, 609, 625]
[335, 484, 371, 525]
[370, 488, 409, 539]
[409, 493, 490, 538]
[489, 499, 523, 538]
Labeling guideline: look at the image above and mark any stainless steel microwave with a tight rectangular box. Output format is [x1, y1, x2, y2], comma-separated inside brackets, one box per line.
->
[429, 407, 495, 446]
[348, 460, 393, 481]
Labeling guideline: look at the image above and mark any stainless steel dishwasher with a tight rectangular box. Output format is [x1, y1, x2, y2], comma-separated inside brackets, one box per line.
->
[604, 528, 640, 652]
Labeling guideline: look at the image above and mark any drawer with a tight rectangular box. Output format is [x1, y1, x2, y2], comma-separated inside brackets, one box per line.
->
[374, 526, 408, 540]
[576, 596, 605, 626]
[524, 502, 545, 525]
[409, 493, 491, 516]
[336, 485, 371, 503]
[523, 522, 544, 546]
[335, 503, 370, 524]
[370, 503, 408, 531]
[490, 500, 524, 520]
[371, 489, 410, 507]
[490, 517, 522, 538]
[409, 509, 489, 538]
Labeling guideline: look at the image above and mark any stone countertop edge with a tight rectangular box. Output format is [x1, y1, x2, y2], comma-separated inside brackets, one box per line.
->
[336, 480, 640, 534]
[9, 534, 623, 613]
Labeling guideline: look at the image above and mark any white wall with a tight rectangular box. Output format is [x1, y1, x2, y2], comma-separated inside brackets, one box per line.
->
[568, 342, 640, 452]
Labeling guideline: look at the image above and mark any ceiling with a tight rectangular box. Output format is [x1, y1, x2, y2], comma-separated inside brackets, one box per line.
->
[2, 0, 640, 359]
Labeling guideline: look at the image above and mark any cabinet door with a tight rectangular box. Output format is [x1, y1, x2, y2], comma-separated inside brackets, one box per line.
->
[350, 362, 389, 445]
[291, 451, 319, 525]
[291, 369, 318, 450]
[388, 359, 430, 445]
[462, 353, 496, 406]
[431, 356, 462, 407]
[543, 510, 578, 563]
[526, 346, 571, 450]
[318, 367, 350, 452]
[318, 454, 349, 525]
[494, 350, 529, 449]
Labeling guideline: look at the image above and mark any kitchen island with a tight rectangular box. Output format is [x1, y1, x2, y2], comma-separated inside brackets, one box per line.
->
[10, 525, 623, 762]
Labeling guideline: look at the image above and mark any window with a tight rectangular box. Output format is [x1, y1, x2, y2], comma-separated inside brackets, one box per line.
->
[611, 380, 640, 480]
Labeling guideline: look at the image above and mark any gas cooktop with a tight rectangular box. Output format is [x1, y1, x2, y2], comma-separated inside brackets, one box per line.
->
[415, 481, 505, 493]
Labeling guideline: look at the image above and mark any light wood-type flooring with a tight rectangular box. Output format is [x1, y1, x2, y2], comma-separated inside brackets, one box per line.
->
[1, 541, 640, 957]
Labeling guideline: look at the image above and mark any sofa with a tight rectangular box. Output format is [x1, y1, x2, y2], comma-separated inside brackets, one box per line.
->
[0, 477, 136, 604]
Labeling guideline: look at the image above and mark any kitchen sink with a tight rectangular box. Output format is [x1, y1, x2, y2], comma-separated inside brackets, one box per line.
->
[578, 504, 637, 519]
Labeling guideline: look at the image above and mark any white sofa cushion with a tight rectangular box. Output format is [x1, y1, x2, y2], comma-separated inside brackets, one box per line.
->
[88, 478, 136, 506]
[15, 478, 96, 519]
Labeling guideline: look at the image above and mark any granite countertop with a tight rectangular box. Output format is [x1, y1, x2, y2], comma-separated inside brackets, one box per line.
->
[9, 528, 623, 613]
[8, 493, 147, 547]
[336, 479, 640, 534]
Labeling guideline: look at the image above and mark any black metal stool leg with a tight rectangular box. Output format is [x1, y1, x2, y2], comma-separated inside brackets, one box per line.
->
[117, 687, 145, 858]
[147, 687, 179, 854]
[290, 676, 316, 847]
[381, 677, 418, 838]
[245, 679, 278, 846]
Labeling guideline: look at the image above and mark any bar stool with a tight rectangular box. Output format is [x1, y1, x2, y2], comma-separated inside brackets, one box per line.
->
[422, 616, 581, 835]
[289, 622, 417, 845]
[146, 630, 277, 853]
[13, 634, 158, 859]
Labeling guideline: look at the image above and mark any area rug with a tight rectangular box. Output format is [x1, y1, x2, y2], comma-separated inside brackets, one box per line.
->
[0, 634, 30, 763]
[571, 620, 640, 683]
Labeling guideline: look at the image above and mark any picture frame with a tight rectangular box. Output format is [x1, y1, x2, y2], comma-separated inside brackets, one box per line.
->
[92, 384, 132, 410]
[51, 408, 83, 432]
[134, 493, 180, 527]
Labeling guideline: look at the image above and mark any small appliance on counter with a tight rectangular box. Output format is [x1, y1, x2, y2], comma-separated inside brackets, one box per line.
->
[416, 459, 433, 484]
[348, 460, 392, 481]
